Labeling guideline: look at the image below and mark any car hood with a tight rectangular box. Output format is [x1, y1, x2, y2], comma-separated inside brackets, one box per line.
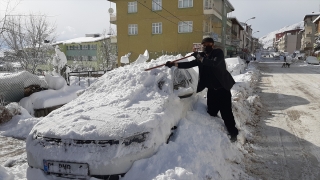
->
[30, 55, 197, 141]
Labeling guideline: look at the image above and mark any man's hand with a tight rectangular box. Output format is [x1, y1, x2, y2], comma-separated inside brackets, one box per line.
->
[165, 61, 174, 68]
[191, 52, 199, 58]
[199, 52, 205, 57]
[191, 52, 205, 59]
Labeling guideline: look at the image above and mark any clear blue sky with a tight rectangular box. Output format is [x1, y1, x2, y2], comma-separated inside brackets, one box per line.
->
[2, 0, 320, 41]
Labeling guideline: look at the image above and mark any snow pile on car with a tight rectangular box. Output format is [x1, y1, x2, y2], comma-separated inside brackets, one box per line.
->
[30, 54, 195, 138]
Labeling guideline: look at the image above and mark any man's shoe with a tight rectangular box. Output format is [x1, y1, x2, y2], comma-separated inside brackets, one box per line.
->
[230, 134, 237, 142]
[207, 110, 217, 117]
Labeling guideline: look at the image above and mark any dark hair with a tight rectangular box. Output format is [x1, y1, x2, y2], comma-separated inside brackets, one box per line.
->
[201, 37, 214, 44]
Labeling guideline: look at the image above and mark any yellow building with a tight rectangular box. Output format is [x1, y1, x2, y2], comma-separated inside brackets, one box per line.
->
[109, 0, 234, 64]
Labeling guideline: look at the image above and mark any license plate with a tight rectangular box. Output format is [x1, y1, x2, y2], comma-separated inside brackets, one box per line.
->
[43, 160, 89, 176]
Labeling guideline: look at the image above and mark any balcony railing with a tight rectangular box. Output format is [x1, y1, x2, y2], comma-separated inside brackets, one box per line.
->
[306, 34, 313, 37]
[110, 14, 116, 24]
[203, 32, 221, 43]
[204, 6, 222, 20]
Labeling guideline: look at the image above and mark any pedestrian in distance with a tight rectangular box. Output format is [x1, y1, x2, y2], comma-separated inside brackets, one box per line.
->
[165, 37, 239, 142]
[246, 59, 250, 67]
[281, 55, 287, 68]
[285, 56, 291, 68]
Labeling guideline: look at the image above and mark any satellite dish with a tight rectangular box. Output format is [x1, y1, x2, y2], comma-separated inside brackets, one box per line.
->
[108, 8, 114, 14]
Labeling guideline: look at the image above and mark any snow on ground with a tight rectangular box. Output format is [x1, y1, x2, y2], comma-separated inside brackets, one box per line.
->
[0, 55, 261, 180]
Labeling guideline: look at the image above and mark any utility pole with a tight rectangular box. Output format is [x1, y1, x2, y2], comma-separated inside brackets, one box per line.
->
[221, 0, 226, 56]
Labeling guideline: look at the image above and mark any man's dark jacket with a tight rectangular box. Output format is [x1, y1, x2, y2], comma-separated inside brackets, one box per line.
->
[177, 48, 235, 92]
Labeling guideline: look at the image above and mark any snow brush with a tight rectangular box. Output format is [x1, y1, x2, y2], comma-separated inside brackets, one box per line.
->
[144, 55, 192, 71]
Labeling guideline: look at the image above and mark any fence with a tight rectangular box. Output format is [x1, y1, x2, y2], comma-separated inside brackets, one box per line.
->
[0, 71, 48, 106]
[68, 70, 106, 86]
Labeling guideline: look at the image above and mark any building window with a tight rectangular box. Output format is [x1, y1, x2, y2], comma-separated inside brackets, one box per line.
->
[178, 21, 193, 33]
[152, 22, 162, 34]
[204, 21, 210, 32]
[128, 1, 137, 13]
[178, 0, 193, 8]
[128, 24, 138, 35]
[204, 0, 213, 9]
[152, 0, 162, 11]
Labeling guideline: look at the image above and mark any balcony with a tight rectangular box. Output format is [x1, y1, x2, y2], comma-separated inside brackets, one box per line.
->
[204, 7, 222, 20]
[231, 30, 237, 36]
[110, 14, 116, 24]
[203, 32, 221, 43]
[306, 34, 313, 37]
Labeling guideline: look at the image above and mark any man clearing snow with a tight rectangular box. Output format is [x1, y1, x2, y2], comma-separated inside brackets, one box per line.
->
[165, 37, 239, 142]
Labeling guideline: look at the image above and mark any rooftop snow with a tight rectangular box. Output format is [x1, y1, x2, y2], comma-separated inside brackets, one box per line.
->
[62, 36, 111, 44]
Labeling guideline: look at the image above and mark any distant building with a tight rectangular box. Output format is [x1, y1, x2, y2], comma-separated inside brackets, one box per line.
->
[240, 22, 253, 59]
[275, 29, 302, 54]
[53, 34, 117, 70]
[109, 0, 235, 64]
[301, 12, 320, 55]
[313, 15, 320, 53]
[228, 17, 244, 57]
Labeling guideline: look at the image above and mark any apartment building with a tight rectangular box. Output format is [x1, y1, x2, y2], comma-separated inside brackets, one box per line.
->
[301, 12, 320, 55]
[228, 17, 244, 57]
[55, 34, 117, 70]
[314, 15, 320, 34]
[275, 29, 302, 54]
[239, 22, 253, 59]
[109, 0, 234, 64]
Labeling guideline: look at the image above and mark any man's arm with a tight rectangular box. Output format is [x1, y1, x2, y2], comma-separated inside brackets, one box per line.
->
[176, 59, 198, 69]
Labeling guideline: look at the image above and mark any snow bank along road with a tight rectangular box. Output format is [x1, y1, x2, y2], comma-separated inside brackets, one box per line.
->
[245, 59, 320, 179]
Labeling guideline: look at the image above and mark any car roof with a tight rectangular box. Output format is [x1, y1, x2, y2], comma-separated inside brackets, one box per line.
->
[33, 55, 198, 140]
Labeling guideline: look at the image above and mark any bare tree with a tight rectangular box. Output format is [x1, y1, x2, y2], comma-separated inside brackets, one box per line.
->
[2, 13, 56, 73]
[0, 0, 21, 48]
[97, 30, 117, 71]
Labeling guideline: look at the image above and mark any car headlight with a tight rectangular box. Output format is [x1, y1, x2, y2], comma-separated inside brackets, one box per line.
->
[122, 132, 149, 146]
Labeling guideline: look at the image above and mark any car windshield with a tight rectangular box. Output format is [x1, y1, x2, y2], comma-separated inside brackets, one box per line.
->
[173, 69, 192, 90]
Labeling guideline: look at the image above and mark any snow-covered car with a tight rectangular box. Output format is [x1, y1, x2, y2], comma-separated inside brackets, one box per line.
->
[225, 56, 246, 76]
[26, 56, 198, 179]
[306, 56, 320, 65]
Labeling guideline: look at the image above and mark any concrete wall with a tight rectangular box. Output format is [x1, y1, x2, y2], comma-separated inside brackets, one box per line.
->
[287, 34, 297, 54]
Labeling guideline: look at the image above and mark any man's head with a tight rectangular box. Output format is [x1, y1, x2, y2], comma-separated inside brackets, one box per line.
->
[201, 37, 214, 53]
[201, 37, 214, 45]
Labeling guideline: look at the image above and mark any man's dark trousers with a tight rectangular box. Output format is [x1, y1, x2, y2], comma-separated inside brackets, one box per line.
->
[207, 88, 238, 136]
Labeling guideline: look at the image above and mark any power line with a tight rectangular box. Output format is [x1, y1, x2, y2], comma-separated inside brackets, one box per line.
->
[136, 0, 177, 25]
[151, 0, 187, 24]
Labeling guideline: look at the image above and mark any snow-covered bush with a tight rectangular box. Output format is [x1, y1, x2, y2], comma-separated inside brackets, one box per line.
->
[6, 103, 21, 116]
[0, 106, 12, 124]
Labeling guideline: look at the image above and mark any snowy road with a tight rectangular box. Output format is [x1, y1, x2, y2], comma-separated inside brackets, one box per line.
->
[245, 59, 320, 179]
[0, 136, 26, 167]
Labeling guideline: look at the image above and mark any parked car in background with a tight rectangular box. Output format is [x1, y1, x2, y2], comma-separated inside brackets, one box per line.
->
[26, 56, 198, 179]
[225, 56, 246, 76]
[296, 53, 306, 60]
[306, 56, 320, 65]
[274, 56, 280, 60]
